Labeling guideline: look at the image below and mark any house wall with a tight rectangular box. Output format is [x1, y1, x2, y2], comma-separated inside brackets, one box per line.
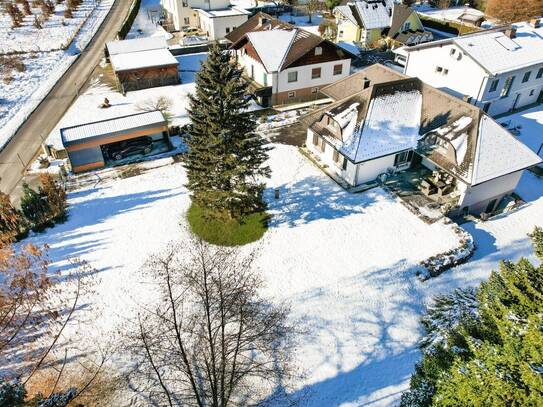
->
[238, 52, 270, 86]
[458, 170, 523, 214]
[199, 13, 248, 40]
[116, 65, 179, 92]
[161, 0, 230, 31]
[404, 11, 424, 31]
[336, 18, 360, 43]
[68, 146, 105, 173]
[277, 59, 351, 94]
[404, 42, 543, 116]
[306, 129, 408, 186]
[363, 28, 383, 47]
[478, 65, 543, 116]
[404, 43, 488, 101]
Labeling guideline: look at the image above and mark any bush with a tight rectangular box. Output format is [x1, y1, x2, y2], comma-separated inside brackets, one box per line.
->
[187, 203, 268, 246]
[20, 183, 51, 231]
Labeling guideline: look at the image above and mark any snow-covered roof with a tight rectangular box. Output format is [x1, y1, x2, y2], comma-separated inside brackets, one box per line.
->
[335, 5, 358, 25]
[246, 29, 297, 72]
[471, 115, 542, 185]
[110, 49, 178, 72]
[106, 37, 167, 56]
[406, 22, 543, 75]
[340, 90, 422, 162]
[197, 7, 250, 18]
[61, 111, 166, 144]
[353, 0, 393, 30]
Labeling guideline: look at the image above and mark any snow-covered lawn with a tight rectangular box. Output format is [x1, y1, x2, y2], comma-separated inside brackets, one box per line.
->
[23, 143, 473, 405]
[0, 0, 114, 148]
[279, 13, 322, 35]
[125, 0, 172, 40]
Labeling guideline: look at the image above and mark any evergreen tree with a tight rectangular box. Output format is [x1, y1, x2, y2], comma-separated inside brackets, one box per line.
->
[39, 173, 67, 222]
[20, 183, 50, 229]
[402, 227, 543, 406]
[182, 43, 271, 220]
[0, 380, 25, 407]
[0, 191, 23, 246]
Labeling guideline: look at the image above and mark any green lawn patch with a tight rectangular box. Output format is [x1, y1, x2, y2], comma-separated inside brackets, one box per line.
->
[187, 203, 268, 246]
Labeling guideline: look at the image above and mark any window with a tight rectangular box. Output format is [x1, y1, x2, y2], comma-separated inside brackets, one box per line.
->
[333, 150, 340, 163]
[312, 67, 321, 79]
[226, 27, 230, 33]
[436, 66, 443, 73]
[500, 76, 515, 98]
[523, 71, 532, 83]
[312, 133, 319, 146]
[483, 102, 491, 112]
[182, 0, 188, 6]
[489, 79, 499, 92]
[394, 150, 413, 167]
[530, 89, 535, 96]
[443, 68, 449, 75]
[403, 21, 411, 31]
[315, 46, 322, 56]
[250, 65, 254, 79]
[342, 157, 348, 170]
[320, 138, 326, 153]
[263, 73, 267, 86]
[184, 17, 190, 25]
[288, 91, 296, 98]
[450, 48, 456, 56]
[311, 87, 319, 93]
[288, 71, 297, 83]
[537, 67, 543, 79]
[338, 30, 344, 38]
[436, 66, 447, 75]
[333, 64, 343, 75]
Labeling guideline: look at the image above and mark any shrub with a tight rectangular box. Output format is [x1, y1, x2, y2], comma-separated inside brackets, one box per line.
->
[20, 183, 51, 231]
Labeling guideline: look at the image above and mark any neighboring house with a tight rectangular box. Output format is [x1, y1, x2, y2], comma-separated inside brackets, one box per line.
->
[61, 111, 169, 173]
[302, 64, 542, 216]
[161, 0, 249, 39]
[225, 13, 356, 106]
[106, 37, 180, 93]
[399, 20, 543, 117]
[198, 7, 250, 40]
[417, 5, 486, 28]
[334, 0, 432, 48]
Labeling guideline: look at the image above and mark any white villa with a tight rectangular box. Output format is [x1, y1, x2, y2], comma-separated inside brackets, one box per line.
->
[160, 0, 249, 39]
[397, 19, 543, 116]
[303, 65, 542, 216]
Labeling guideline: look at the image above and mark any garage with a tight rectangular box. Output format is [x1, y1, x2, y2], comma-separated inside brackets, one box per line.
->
[61, 111, 170, 173]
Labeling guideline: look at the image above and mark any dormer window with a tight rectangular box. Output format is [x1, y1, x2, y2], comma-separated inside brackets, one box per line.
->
[315, 46, 322, 56]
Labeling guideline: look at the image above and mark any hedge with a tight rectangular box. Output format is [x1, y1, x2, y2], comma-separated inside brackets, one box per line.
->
[118, 0, 142, 39]
[420, 15, 480, 36]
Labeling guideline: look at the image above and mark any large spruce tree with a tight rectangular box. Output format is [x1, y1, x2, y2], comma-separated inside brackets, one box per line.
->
[401, 226, 543, 407]
[183, 43, 271, 220]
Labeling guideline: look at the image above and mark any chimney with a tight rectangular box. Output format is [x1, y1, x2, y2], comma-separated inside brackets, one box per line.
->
[505, 27, 517, 39]
[529, 17, 541, 28]
[363, 77, 371, 89]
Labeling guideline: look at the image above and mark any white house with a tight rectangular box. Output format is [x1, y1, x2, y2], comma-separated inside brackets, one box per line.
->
[160, 0, 249, 38]
[197, 7, 250, 40]
[226, 13, 356, 106]
[303, 65, 542, 216]
[399, 20, 543, 116]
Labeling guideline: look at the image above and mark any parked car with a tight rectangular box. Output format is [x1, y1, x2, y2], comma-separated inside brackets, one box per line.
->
[180, 26, 201, 38]
[106, 137, 153, 161]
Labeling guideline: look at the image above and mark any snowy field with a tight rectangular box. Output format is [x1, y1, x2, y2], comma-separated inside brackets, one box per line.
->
[125, 0, 172, 40]
[22, 143, 474, 405]
[0, 0, 113, 149]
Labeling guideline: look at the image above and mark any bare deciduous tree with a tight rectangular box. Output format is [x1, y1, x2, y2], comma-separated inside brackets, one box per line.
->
[126, 238, 299, 406]
[306, 0, 321, 24]
[136, 95, 174, 124]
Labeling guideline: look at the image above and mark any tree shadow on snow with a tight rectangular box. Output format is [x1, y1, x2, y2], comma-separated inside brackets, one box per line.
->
[265, 176, 385, 228]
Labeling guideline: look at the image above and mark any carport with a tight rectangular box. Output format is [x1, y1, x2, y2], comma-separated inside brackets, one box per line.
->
[61, 111, 169, 173]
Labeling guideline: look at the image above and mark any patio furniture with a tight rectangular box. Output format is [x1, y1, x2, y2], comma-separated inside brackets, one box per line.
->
[420, 179, 437, 196]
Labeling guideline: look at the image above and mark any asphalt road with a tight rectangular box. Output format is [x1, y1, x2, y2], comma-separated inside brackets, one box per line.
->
[0, 0, 133, 201]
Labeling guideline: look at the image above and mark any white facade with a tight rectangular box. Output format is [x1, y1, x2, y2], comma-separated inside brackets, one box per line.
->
[402, 23, 543, 116]
[161, 0, 230, 31]
[198, 8, 249, 40]
[237, 50, 351, 100]
[306, 129, 410, 187]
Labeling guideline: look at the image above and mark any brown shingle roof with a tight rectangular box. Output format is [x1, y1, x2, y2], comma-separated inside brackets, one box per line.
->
[224, 12, 289, 44]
